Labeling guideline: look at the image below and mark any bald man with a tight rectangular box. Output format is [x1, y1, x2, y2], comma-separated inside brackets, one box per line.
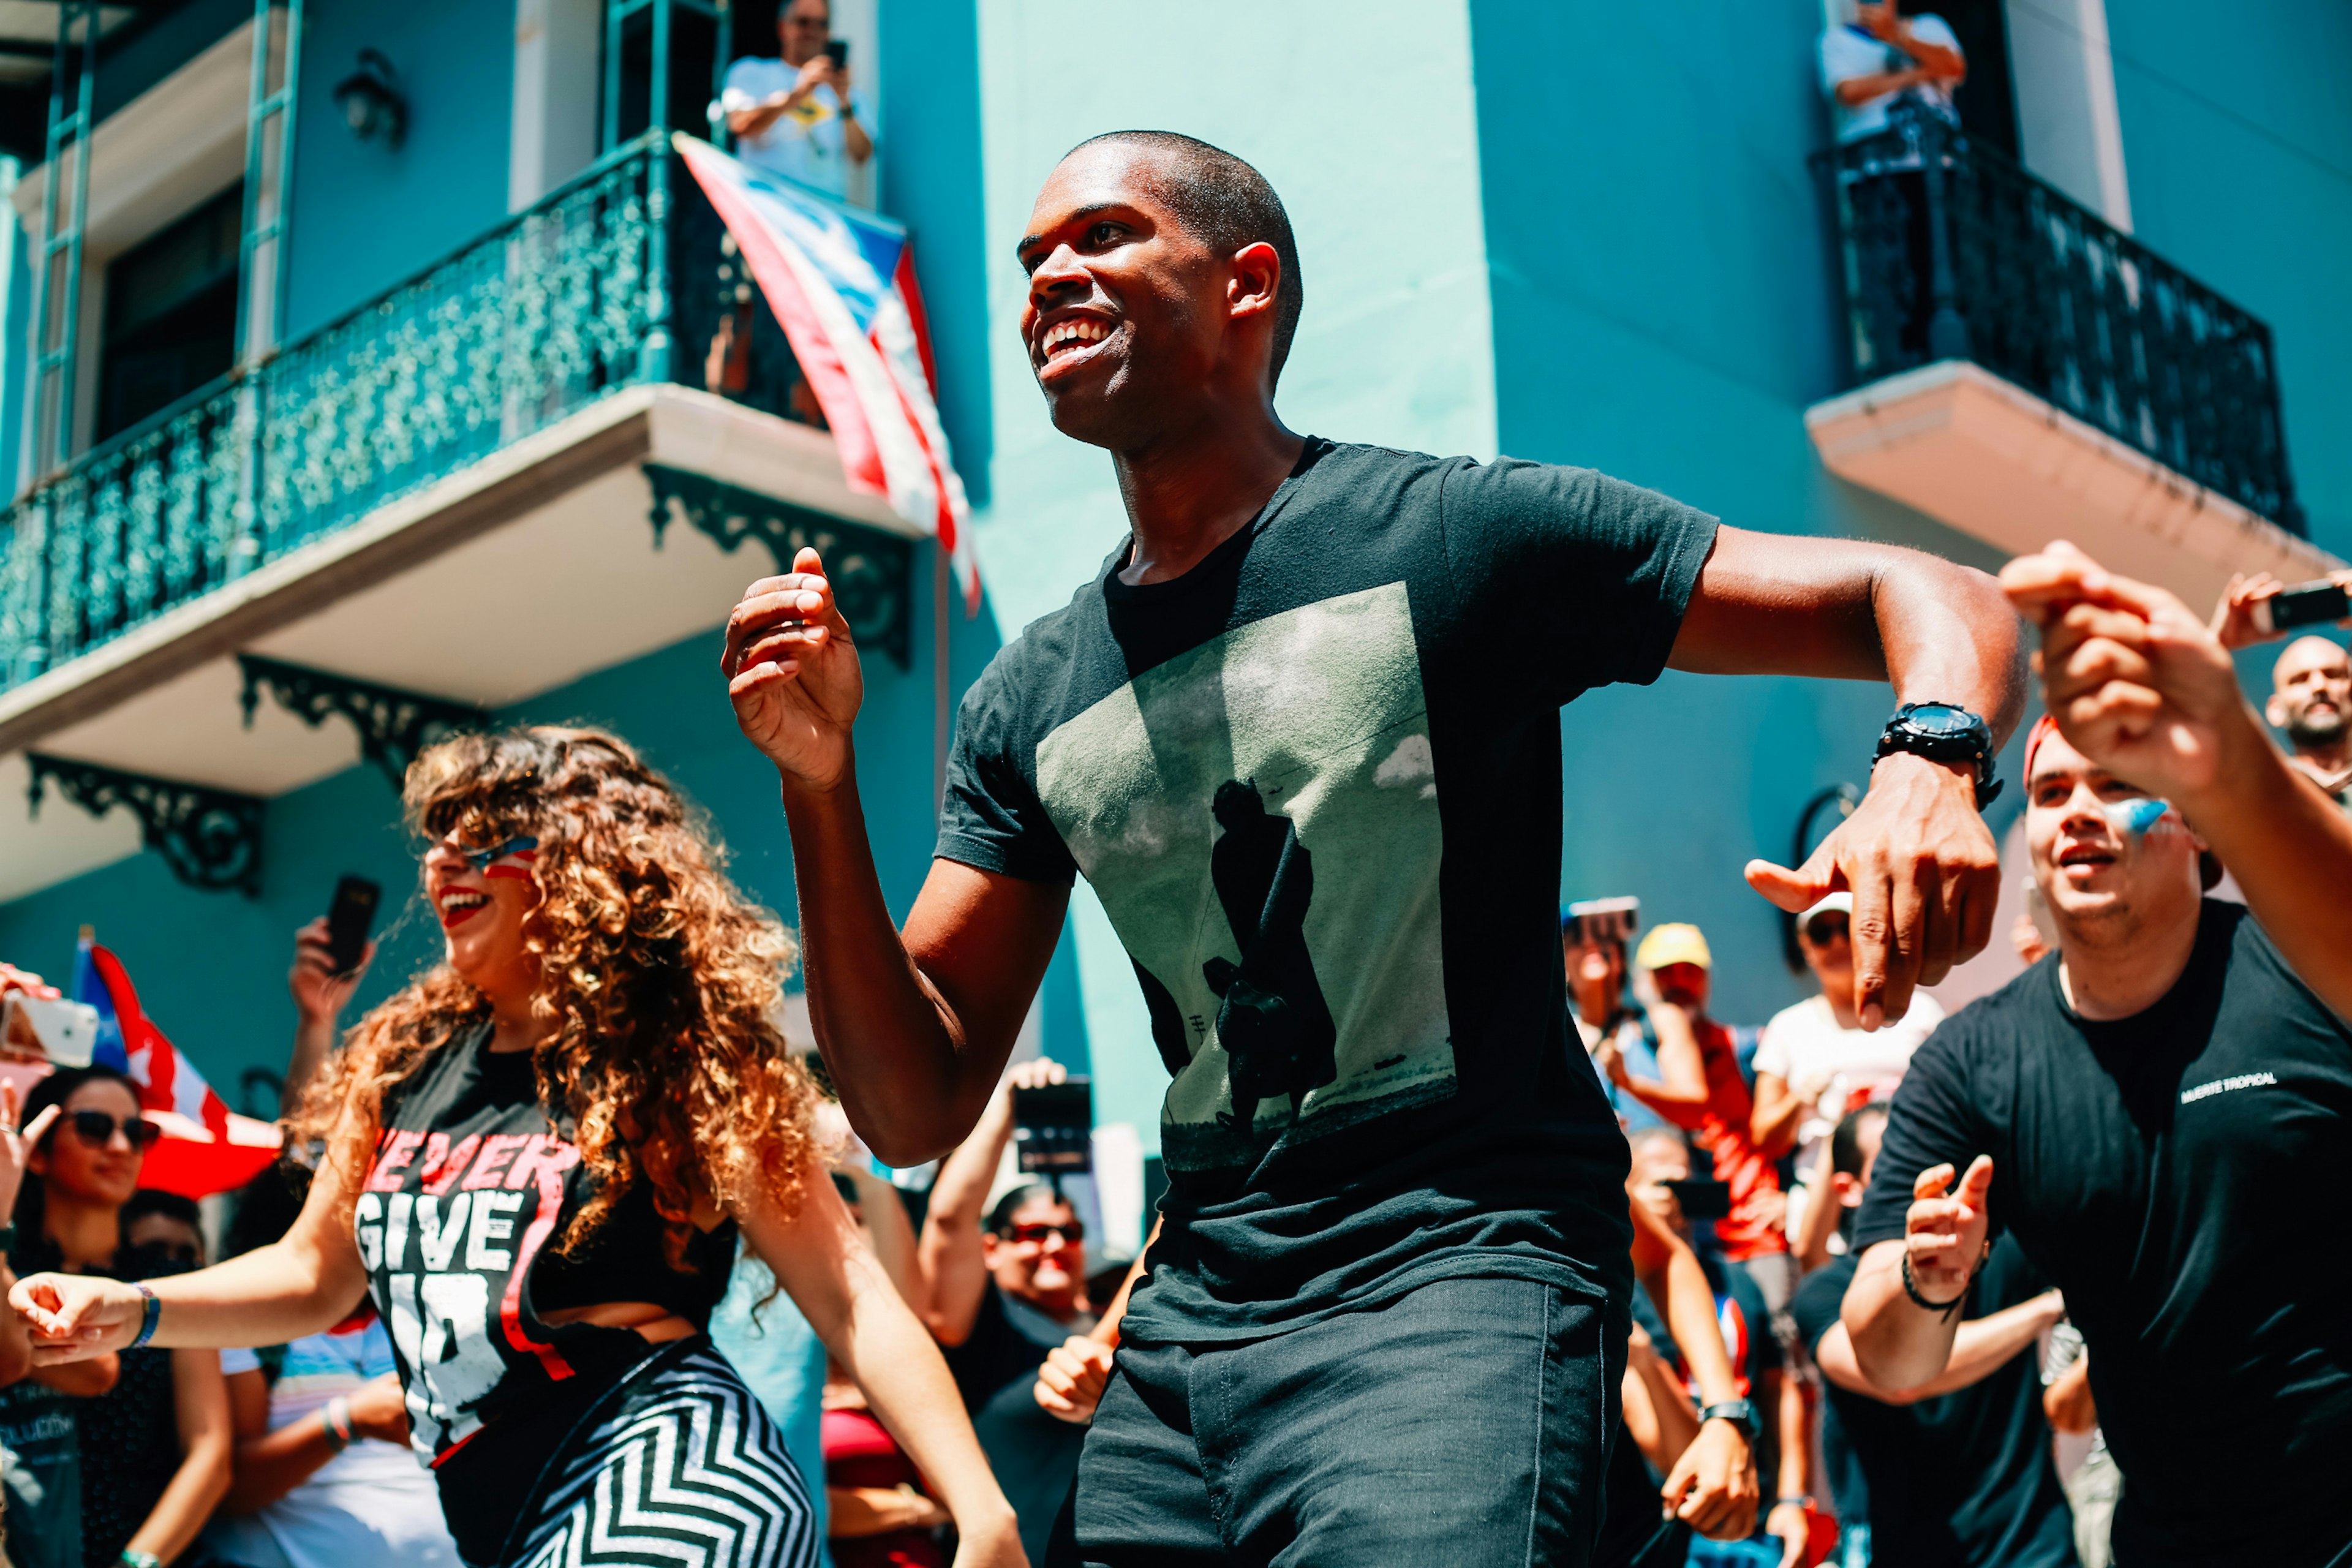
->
[2268, 635, 2351, 809]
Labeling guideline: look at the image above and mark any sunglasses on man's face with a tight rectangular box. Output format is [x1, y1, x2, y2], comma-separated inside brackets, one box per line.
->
[1804, 914, 1852, 945]
[1001, 1221, 1084, 1247]
[67, 1109, 162, 1150]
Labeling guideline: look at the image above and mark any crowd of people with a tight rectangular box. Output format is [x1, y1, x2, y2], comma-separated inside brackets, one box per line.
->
[2, 120, 2348, 1568]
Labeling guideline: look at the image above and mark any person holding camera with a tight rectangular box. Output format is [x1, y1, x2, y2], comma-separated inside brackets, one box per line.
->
[2211, 570, 2352, 813]
[1839, 697, 2352, 1562]
[719, 0, 872, 200]
[918, 1060, 1093, 1564]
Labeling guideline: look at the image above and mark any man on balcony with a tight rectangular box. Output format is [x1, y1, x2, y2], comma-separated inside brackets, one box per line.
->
[1821, 0, 1967, 145]
[719, 0, 873, 201]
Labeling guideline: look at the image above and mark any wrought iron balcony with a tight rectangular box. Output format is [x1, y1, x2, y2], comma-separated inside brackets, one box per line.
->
[0, 128, 814, 695]
[1816, 106, 2301, 535]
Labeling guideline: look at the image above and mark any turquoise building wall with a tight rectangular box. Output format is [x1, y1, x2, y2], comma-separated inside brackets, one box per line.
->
[1, 0, 2344, 1161]
[2103, 0, 2352, 557]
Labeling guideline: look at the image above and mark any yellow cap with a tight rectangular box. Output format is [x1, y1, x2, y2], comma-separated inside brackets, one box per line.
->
[1635, 922, 1712, 971]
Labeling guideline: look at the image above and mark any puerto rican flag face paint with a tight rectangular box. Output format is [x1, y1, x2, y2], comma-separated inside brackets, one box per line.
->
[462, 835, 541, 880]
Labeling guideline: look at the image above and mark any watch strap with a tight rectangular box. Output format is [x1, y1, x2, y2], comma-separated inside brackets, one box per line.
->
[1695, 1398, 1757, 1438]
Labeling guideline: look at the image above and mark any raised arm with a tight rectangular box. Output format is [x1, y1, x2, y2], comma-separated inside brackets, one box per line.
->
[916, 1060, 1062, 1344]
[741, 1158, 1023, 1567]
[726, 553, 1071, 1164]
[1675, 528, 2027, 1025]
[284, 919, 373, 1113]
[1840, 1155, 1994, 1392]
[2005, 543, 2352, 1019]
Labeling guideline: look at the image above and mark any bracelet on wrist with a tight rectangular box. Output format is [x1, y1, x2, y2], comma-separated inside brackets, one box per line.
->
[322, 1394, 354, 1452]
[119, 1552, 162, 1568]
[1775, 1495, 1815, 1511]
[127, 1281, 162, 1349]
[1901, 1245, 1985, 1320]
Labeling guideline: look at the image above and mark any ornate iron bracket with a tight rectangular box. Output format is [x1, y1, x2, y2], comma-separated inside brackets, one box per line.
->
[237, 654, 489, 792]
[26, 753, 265, 897]
[643, 464, 914, 670]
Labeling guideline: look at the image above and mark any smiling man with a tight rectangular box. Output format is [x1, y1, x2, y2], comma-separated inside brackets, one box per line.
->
[722, 130, 2024, 1564]
[2267, 635, 2351, 810]
[1840, 715, 2352, 1566]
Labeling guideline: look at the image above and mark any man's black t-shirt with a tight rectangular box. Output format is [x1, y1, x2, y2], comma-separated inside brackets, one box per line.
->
[1791, 1241, 2073, 1568]
[1855, 902, 2352, 1563]
[939, 439, 1717, 1342]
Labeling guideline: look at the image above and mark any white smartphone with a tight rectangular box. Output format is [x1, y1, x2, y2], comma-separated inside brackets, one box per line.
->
[0, 993, 99, 1068]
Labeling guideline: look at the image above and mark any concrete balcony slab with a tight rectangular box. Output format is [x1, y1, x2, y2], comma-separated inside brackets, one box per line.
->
[1806, 359, 2339, 607]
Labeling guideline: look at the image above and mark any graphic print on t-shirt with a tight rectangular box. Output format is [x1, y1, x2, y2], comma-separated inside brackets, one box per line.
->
[355, 1126, 582, 1456]
[1033, 581, 1451, 1170]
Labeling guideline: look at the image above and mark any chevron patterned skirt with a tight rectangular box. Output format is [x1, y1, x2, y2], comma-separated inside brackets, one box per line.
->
[505, 1336, 820, 1568]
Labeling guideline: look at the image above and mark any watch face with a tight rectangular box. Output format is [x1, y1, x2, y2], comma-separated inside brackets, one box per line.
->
[1907, 704, 1973, 734]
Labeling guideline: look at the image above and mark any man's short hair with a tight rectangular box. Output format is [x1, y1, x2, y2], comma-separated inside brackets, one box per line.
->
[985, 1181, 1057, 1237]
[1068, 130, 1304, 386]
[1831, 1103, 1890, 1179]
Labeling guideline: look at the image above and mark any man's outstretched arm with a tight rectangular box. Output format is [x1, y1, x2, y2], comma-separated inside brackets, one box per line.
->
[1672, 527, 2027, 1025]
[726, 551, 1070, 1164]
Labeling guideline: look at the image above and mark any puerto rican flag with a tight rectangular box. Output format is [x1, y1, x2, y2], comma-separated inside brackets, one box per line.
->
[674, 134, 979, 612]
[76, 935, 276, 1196]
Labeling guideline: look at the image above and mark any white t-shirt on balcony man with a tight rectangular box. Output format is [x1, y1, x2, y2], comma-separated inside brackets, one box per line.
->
[719, 56, 868, 200]
[1820, 13, 1963, 144]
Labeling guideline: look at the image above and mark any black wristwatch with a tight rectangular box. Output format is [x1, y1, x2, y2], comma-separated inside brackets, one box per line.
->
[1696, 1398, 1757, 1439]
[1875, 702, 2002, 806]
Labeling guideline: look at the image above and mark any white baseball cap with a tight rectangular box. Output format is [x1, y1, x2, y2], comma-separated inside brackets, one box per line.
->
[1799, 891, 1854, 932]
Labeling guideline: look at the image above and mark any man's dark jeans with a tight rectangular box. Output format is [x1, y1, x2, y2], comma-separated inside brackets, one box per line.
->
[1053, 1276, 1624, 1567]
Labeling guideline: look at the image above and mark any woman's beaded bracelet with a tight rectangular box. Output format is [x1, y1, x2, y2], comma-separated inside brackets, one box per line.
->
[127, 1281, 162, 1349]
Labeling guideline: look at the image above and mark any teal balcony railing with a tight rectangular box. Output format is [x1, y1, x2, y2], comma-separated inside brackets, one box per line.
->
[0, 130, 800, 693]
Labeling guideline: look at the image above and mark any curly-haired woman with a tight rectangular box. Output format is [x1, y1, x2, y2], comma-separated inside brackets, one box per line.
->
[10, 728, 1022, 1568]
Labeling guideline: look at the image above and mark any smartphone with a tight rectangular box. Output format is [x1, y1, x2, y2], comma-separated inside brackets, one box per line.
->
[1012, 1078, 1093, 1175]
[0, 993, 100, 1067]
[2253, 579, 2350, 636]
[325, 876, 383, 976]
[823, 38, 849, 69]
[1664, 1177, 1733, 1223]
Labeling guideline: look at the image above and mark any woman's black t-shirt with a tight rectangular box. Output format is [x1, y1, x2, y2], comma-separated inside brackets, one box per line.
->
[360, 1023, 736, 1555]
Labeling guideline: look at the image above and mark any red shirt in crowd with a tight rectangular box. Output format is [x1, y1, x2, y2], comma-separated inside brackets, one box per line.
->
[1691, 1014, 1787, 1263]
[823, 1404, 948, 1568]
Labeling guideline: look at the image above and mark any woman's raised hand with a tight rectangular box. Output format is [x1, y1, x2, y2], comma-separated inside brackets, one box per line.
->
[7, 1271, 146, 1363]
[724, 547, 865, 794]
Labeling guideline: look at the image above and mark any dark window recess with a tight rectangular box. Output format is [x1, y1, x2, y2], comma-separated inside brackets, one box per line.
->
[607, 5, 720, 143]
[98, 184, 242, 442]
[1932, 0, 2018, 158]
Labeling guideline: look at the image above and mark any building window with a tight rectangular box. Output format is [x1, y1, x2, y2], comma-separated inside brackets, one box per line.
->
[97, 184, 242, 443]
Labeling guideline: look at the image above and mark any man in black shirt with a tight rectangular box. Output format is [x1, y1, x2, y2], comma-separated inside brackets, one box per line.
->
[1842, 715, 2352, 1564]
[724, 130, 2026, 1562]
[919, 1061, 1096, 1564]
[1792, 1105, 2074, 1567]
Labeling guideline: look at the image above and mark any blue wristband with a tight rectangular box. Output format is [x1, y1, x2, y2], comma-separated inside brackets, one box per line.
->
[127, 1281, 160, 1349]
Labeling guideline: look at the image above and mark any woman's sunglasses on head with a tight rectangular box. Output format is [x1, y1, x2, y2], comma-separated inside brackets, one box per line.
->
[66, 1109, 162, 1149]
